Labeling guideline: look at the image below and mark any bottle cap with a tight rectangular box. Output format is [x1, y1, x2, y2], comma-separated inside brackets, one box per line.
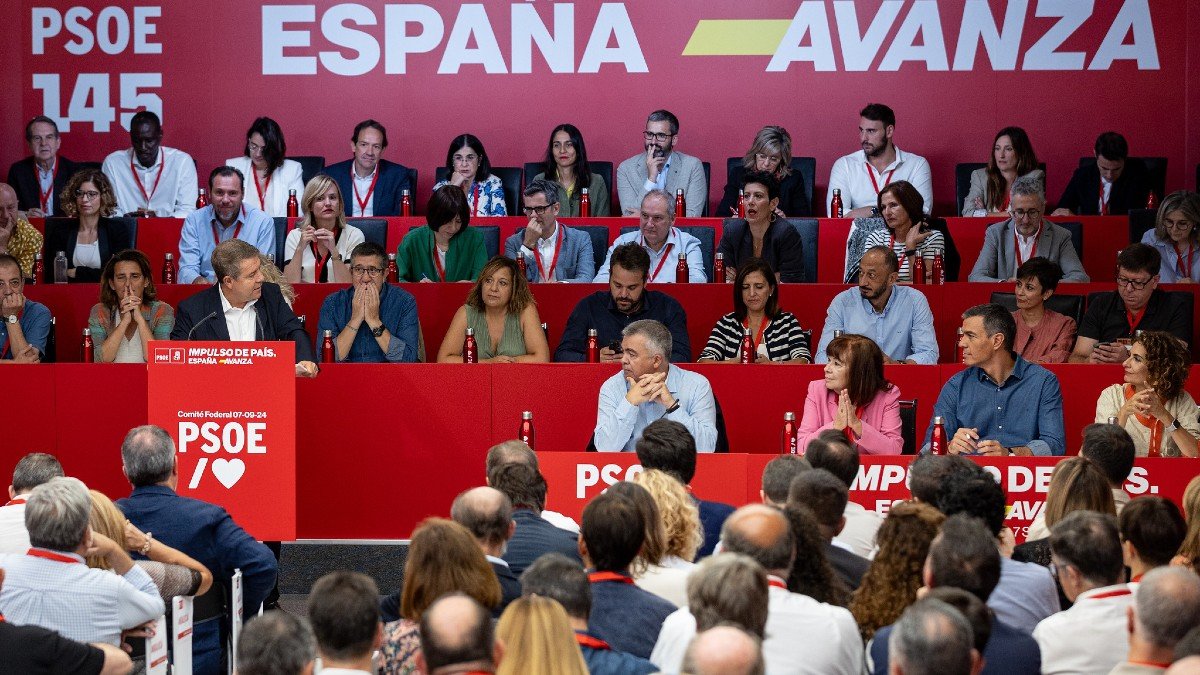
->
[743, 326, 752, 335]
[676, 189, 684, 195]
[388, 253, 396, 260]
[35, 253, 43, 259]
[678, 253, 686, 260]
[934, 416, 945, 425]
[833, 188, 841, 195]
[465, 327, 475, 336]
[402, 189, 411, 196]
[323, 329, 332, 337]
[522, 411, 533, 420]
[587, 328, 597, 336]
[834, 330, 844, 338]
[288, 189, 296, 195]
[1107, 416, 1119, 425]
[582, 188, 589, 195]
[784, 411, 795, 421]
[165, 253, 173, 260]
[57, 251, 65, 256]
[715, 252, 724, 260]
[82, 328, 90, 336]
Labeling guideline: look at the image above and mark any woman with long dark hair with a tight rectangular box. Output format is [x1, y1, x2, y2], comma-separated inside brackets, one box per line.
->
[530, 124, 610, 216]
[962, 126, 1043, 216]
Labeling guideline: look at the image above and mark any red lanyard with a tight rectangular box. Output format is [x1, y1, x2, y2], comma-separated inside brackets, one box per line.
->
[131, 151, 166, 208]
[865, 163, 896, 195]
[310, 228, 338, 282]
[211, 207, 246, 246]
[999, 190, 1011, 212]
[886, 232, 911, 277]
[4, 497, 26, 506]
[352, 167, 379, 216]
[471, 183, 481, 217]
[1014, 226, 1041, 268]
[1099, 181, 1110, 216]
[1124, 384, 1166, 456]
[38, 158, 58, 213]
[535, 227, 564, 282]
[588, 571, 634, 584]
[575, 633, 612, 651]
[26, 548, 81, 564]
[1086, 587, 1132, 601]
[643, 229, 677, 282]
[1176, 242, 1194, 279]
[432, 243, 447, 281]
[767, 577, 787, 590]
[742, 315, 770, 355]
[253, 169, 271, 211]
[1126, 306, 1147, 334]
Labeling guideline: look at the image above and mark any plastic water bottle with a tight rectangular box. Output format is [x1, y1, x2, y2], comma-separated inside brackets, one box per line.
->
[53, 251, 68, 284]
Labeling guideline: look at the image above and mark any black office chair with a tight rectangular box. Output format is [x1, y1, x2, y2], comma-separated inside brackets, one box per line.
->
[571, 225, 612, 272]
[990, 292, 1086, 327]
[586, 393, 729, 453]
[785, 218, 819, 283]
[1055, 221, 1084, 259]
[434, 167, 523, 216]
[291, 156, 326, 186]
[725, 157, 817, 218]
[1128, 208, 1156, 243]
[43, 317, 57, 364]
[522, 161, 615, 198]
[271, 217, 289, 264]
[899, 399, 917, 455]
[348, 218, 388, 248]
[1078, 157, 1167, 201]
[700, 161, 711, 217]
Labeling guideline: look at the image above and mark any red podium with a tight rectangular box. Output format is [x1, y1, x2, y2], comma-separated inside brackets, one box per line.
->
[147, 341, 297, 540]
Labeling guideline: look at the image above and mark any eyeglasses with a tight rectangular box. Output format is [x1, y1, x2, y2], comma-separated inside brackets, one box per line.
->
[1116, 276, 1153, 290]
[1164, 220, 1194, 232]
[247, 142, 263, 153]
[453, 154, 479, 165]
[1011, 208, 1041, 219]
[350, 266, 384, 277]
[755, 153, 782, 165]
[521, 205, 553, 215]
[643, 131, 673, 143]
[75, 190, 100, 200]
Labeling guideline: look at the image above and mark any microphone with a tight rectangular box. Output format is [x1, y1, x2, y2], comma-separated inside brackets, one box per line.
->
[186, 311, 220, 340]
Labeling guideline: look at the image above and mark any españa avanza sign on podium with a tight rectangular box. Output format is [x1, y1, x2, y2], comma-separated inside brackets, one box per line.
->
[147, 341, 296, 540]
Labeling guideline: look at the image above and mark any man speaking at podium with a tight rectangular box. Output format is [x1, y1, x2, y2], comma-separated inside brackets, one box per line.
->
[171, 239, 318, 377]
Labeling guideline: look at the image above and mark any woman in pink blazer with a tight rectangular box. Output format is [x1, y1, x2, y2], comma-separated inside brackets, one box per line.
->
[798, 334, 904, 455]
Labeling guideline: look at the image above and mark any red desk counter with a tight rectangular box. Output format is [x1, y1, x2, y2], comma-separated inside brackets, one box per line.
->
[2, 363, 1197, 539]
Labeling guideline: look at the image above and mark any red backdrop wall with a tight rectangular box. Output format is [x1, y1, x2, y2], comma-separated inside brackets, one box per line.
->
[2, 1, 1200, 216]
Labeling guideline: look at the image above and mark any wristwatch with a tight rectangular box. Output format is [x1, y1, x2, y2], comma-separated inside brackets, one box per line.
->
[368, 323, 386, 338]
[5, 315, 16, 324]
[1165, 419, 1180, 434]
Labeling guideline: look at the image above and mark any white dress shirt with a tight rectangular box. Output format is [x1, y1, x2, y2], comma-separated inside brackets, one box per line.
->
[37, 162, 56, 215]
[219, 285, 259, 341]
[1100, 177, 1114, 213]
[225, 156, 305, 218]
[519, 222, 562, 282]
[826, 147, 933, 216]
[350, 166, 378, 216]
[651, 577, 863, 675]
[1033, 583, 1133, 675]
[101, 147, 198, 217]
[593, 227, 707, 283]
[835, 501, 883, 559]
[0, 499, 30, 554]
[636, 557, 694, 608]
[283, 225, 365, 282]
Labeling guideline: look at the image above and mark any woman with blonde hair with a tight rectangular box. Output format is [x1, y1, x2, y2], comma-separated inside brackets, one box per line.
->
[1013, 457, 1115, 575]
[496, 596, 589, 675]
[87, 490, 212, 600]
[380, 518, 501, 675]
[612, 476, 697, 607]
[849, 501, 945, 640]
[1173, 475, 1200, 571]
[283, 174, 363, 283]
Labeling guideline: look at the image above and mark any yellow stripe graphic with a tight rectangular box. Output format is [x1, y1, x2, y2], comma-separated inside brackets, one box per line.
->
[682, 20, 792, 56]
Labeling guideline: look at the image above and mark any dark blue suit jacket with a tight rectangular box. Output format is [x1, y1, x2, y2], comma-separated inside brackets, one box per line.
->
[589, 576, 677, 660]
[6, 155, 81, 212]
[870, 616, 1041, 675]
[696, 497, 734, 558]
[169, 283, 315, 363]
[501, 509, 582, 576]
[323, 158, 412, 217]
[118, 485, 278, 675]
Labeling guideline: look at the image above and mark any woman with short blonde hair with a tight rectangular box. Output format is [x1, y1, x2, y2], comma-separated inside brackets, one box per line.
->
[496, 596, 588, 675]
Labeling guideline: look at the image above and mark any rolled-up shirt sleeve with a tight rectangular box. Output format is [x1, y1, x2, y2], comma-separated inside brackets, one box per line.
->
[594, 376, 638, 452]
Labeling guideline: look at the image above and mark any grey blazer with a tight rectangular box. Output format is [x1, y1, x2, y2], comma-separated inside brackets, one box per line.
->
[962, 168, 1045, 216]
[967, 219, 1089, 282]
[503, 224, 596, 282]
[616, 149, 707, 217]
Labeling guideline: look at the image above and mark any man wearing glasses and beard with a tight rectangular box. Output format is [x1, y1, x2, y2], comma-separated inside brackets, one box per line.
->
[317, 241, 420, 362]
[616, 110, 708, 217]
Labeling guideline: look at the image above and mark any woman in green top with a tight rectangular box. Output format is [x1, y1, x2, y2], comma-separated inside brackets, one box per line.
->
[437, 256, 550, 363]
[530, 124, 610, 217]
[396, 184, 487, 282]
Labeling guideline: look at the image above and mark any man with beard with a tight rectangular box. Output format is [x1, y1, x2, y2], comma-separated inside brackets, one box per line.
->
[177, 166, 276, 284]
[101, 110, 198, 217]
[826, 104, 932, 218]
[616, 110, 708, 217]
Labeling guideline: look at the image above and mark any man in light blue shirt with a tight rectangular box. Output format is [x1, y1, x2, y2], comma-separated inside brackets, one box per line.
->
[594, 190, 707, 283]
[815, 246, 937, 364]
[178, 166, 275, 284]
[594, 319, 716, 452]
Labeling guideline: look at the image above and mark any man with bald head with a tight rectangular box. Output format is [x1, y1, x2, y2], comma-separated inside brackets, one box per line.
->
[682, 626, 765, 675]
[0, 183, 45, 281]
[382, 486, 520, 622]
[417, 593, 503, 675]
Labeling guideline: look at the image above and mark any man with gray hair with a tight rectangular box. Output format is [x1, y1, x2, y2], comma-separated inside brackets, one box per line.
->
[1111, 567, 1200, 674]
[968, 173, 1088, 282]
[595, 189, 707, 282]
[0, 476, 164, 646]
[594, 319, 716, 452]
[116, 424, 277, 675]
[484, 439, 577, 533]
[889, 598, 978, 675]
[503, 178, 595, 282]
[681, 625, 766, 675]
[0, 451, 64, 554]
[652, 506, 862, 674]
[237, 611, 317, 675]
[616, 109, 707, 217]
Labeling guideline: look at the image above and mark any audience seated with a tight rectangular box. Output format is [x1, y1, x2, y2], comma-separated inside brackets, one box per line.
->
[616, 110, 707, 217]
[237, 611, 317, 675]
[1119, 497, 1187, 584]
[925, 303, 1065, 456]
[395, 184, 486, 282]
[1095, 330, 1199, 457]
[282, 174, 362, 284]
[503, 179, 596, 282]
[1173, 475, 1200, 573]
[595, 189, 707, 283]
[226, 117, 306, 219]
[1141, 191, 1200, 283]
[827, 103, 932, 219]
[758, 454, 810, 508]
[594, 320, 716, 452]
[715, 172, 806, 283]
[101, 110, 197, 218]
[0, 182, 44, 280]
[436, 255, 550, 363]
[496, 595, 589, 675]
[681, 625, 766, 675]
[803, 429, 883, 555]
[0, 476, 164, 646]
[1071, 243, 1192, 363]
[860, 181, 944, 283]
[116, 425, 277, 675]
[519, 553, 657, 675]
[529, 124, 610, 217]
[1112, 567, 1200, 675]
[719, 125, 809, 218]
[968, 175, 1088, 282]
[89, 250, 174, 363]
[782, 503, 851, 607]
[417, 593, 503, 675]
[697, 257, 811, 363]
[324, 119, 413, 218]
[962, 126, 1044, 217]
[1026, 422, 1135, 540]
[609, 476, 690, 607]
[815, 246, 939, 365]
[631, 469, 702, 605]
[634, 419, 732, 557]
[317, 241, 420, 362]
[177, 166, 276, 284]
[1033, 511, 1133, 674]
[801, 335, 903, 455]
[1052, 131, 1150, 217]
[45, 170, 133, 283]
[492, 462, 581, 576]
[307, 571, 382, 675]
[0, 452, 63, 554]
[555, 242, 690, 363]
[788, 469, 871, 590]
[0, 252, 51, 363]
[484, 439, 577, 533]
[434, 134, 507, 217]
[7, 116, 81, 217]
[1011, 257, 1077, 363]
[887, 597, 977, 675]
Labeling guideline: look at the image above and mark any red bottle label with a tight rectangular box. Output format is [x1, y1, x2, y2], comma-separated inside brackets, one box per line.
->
[579, 194, 590, 218]
[930, 426, 947, 455]
[464, 336, 477, 364]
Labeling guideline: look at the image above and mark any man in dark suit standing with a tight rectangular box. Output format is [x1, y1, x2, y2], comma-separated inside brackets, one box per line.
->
[117, 425, 278, 675]
[493, 462, 582, 576]
[6, 116, 80, 217]
[1053, 131, 1151, 216]
[170, 239, 318, 377]
[324, 120, 412, 217]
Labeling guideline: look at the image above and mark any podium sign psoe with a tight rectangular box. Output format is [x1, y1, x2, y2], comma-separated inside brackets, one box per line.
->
[172, 595, 194, 675]
[146, 615, 169, 675]
[147, 340, 296, 540]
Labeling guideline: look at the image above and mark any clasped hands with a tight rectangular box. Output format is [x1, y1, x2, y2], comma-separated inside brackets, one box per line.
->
[948, 427, 1009, 456]
[625, 372, 676, 409]
[831, 389, 862, 436]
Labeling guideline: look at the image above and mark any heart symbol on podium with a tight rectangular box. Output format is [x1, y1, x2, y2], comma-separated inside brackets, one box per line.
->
[211, 458, 246, 489]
